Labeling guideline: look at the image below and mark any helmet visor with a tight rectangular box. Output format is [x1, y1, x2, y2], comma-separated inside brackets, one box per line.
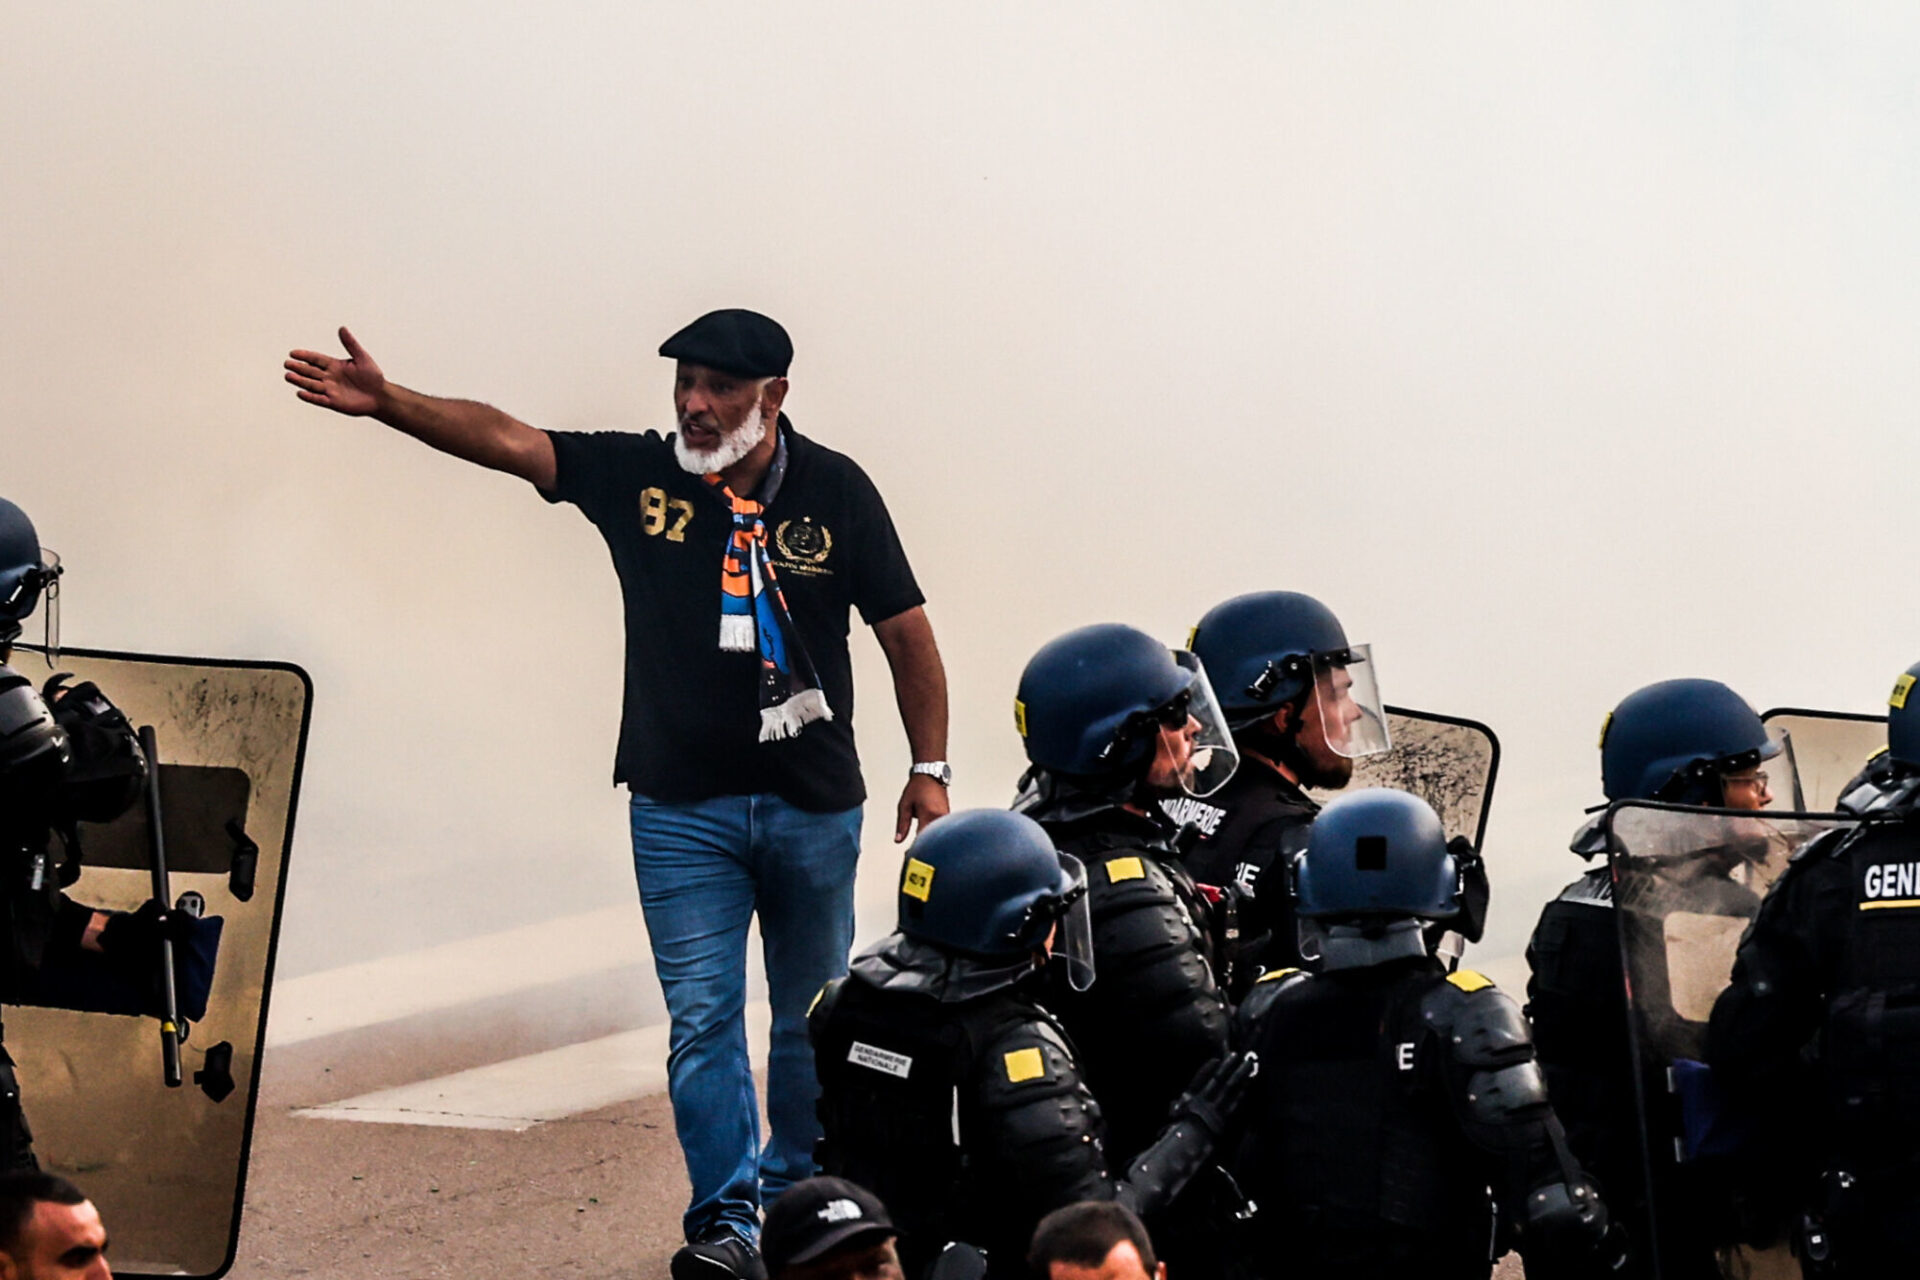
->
[1171, 650, 1241, 797]
[1051, 853, 1096, 992]
[1312, 643, 1390, 760]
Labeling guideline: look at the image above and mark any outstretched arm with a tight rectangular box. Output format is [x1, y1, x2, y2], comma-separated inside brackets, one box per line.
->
[873, 605, 950, 842]
[284, 326, 557, 489]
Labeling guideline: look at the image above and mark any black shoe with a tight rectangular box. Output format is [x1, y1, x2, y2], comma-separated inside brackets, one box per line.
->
[670, 1233, 767, 1280]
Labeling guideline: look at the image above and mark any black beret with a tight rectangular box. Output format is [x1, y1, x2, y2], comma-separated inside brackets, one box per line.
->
[657, 309, 793, 378]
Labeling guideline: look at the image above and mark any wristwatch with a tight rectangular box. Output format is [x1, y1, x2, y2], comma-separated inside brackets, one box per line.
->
[910, 761, 953, 787]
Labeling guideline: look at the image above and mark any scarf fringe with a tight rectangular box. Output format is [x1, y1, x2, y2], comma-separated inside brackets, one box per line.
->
[758, 687, 834, 742]
[719, 614, 756, 652]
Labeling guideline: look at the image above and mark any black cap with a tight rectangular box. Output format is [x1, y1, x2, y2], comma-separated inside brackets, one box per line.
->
[658, 309, 793, 378]
[761, 1177, 895, 1272]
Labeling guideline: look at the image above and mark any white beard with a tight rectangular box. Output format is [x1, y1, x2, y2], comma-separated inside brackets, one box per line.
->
[674, 404, 765, 476]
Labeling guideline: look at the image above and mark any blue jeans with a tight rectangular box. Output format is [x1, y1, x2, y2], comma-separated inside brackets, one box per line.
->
[629, 792, 864, 1244]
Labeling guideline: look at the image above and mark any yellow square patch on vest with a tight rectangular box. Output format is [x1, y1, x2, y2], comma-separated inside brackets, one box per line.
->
[1003, 1047, 1045, 1083]
[902, 858, 936, 903]
[1892, 673, 1916, 711]
[1446, 969, 1494, 993]
[1014, 699, 1029, 737]
[1105, 856, 1146, 883]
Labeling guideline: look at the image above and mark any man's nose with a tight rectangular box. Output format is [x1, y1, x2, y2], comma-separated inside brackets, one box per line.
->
[680, 387, 709, 417]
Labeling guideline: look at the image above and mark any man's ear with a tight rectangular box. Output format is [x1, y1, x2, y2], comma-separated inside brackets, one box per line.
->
[1269, 702, 1296, 735]
[761, 377, 790, 419]
[1154, 1265, 1168, 1280]
[0, 1248, 22, 1280]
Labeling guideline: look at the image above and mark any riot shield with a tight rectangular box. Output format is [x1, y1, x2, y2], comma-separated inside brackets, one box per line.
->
[1303, 706, 1499, 846]
[1761, 707, 1886, 813]
[1602, 801, 1855, 1279]
[4, 645, 308, 1279]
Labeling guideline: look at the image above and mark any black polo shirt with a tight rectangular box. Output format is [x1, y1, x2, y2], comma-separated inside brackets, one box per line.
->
[542, 418, 924, 812]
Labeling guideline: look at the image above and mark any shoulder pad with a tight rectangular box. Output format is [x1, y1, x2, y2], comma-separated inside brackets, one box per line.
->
[1552, 868, 1615, 908]
[976, 1018, 1079, 1097]
[1431, 980, 1534, 1068]
[1790, 827, 1852, 865]
[1233, 966, 1311, 1043]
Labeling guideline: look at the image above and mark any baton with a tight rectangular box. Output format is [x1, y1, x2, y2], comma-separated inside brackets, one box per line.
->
[137, 725, 184, 1088]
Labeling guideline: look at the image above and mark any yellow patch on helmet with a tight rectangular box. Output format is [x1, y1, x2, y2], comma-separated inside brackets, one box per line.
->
[902, 858, 936, 903]
[1892, 673, 1916, 711]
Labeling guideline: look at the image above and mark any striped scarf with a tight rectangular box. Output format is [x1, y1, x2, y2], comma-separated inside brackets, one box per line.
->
[709, 475, 832, 742]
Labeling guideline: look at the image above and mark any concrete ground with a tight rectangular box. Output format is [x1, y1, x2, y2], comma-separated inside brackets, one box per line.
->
[236, 998, 692, 1279]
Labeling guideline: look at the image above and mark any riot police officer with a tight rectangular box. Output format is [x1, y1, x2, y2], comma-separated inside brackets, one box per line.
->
[0, 497, 191, 1171]
[1526, 679, 1780, 1280]
[1009, 624, 1240, 1166]
[1180, 591, 1488, 988]
[1707, 661, 1920, 1275]
[809, 808, 1252, 1280]
[1232, 787, 1620, 1280]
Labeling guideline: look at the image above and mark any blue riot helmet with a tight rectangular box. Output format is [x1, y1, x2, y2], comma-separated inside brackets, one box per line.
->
[1599, 679, 1781, 806]
[895, 809, 1095, 994]
[1294, 788, 1458, 920]
[1889, 663, 1920, 770]
[1188, 591, 1390, 761]
[0, 498, 62, 656]
[1292, 787, 1457, 971]
[1015, 623, 1239, 797]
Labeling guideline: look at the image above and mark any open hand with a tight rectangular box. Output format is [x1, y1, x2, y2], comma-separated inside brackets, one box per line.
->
[284, 326, 386, 416]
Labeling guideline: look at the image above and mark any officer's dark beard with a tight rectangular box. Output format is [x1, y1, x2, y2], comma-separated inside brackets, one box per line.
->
[1238, 712, 1352, 790]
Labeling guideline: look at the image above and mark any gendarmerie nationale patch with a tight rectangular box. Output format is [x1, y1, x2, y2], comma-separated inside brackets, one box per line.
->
[848, 1042, 913, 1079]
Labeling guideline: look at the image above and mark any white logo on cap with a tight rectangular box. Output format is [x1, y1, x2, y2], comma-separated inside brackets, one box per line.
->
[817, 1198, 864, 1224]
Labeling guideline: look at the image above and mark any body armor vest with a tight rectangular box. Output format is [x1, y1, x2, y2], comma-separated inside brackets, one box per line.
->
[1238, 964, 1492, 1274]
[1826, 821, 1920, 1171]
[811, 973, 1109, 1276]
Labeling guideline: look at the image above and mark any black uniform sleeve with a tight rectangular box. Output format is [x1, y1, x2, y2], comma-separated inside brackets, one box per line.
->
[1431, 976, 1617, 1274]
[839, 460, 923, 626]
[970, 1021, 1115, 1220]
[1524, 890, 1634, 1189]
[1707, 856, 1832, 1100]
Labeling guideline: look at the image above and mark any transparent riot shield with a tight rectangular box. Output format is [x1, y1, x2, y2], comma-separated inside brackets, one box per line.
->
[1761, 708, 1886, 813]
[1603, 801, 1856, 1280]
[1304, 706, 1499, 846]
[5, 645, 309, 1279]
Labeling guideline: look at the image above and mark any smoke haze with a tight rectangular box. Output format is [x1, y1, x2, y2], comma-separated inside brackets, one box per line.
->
[5, 3, 1917, 987]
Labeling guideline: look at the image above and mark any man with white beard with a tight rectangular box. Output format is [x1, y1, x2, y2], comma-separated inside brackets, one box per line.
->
[285, 309, 951, 1280]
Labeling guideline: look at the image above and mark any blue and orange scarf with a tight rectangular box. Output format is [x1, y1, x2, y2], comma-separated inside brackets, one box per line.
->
[707, 453, 831, 742]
